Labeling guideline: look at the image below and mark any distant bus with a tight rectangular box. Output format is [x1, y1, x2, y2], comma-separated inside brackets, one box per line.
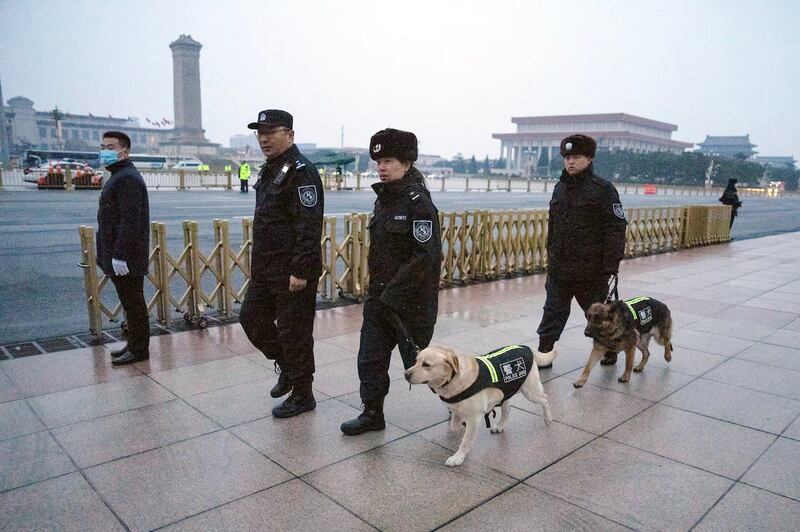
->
[24, 149, 100, 168]
[129, 154, 167, 169]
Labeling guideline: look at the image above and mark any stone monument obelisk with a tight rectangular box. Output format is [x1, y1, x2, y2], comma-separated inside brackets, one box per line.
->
[169, 34, 207, 143]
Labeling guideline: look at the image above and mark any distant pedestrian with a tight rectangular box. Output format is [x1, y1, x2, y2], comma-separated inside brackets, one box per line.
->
[719, 178, 742, 229]
[97, 131, 151, 365]
[239, 160, 251, 193]
[239, 109, 324, 419]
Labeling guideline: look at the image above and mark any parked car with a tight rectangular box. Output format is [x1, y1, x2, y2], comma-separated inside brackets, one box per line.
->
[24, 160, 96, 176]
[25, 161, 102, 189]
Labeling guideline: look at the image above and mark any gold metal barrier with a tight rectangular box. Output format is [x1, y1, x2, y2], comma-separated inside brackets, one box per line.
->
[78, 205, 730, 339]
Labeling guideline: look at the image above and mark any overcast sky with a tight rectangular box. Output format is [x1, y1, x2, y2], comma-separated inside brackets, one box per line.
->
[1, 0, 798, 159]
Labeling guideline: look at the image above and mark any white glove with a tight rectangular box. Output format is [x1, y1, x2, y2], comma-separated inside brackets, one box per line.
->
[112, 258, 129, 276]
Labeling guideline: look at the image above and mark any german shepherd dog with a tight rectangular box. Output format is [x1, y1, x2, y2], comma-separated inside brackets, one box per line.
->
[574, 297, 673, 388]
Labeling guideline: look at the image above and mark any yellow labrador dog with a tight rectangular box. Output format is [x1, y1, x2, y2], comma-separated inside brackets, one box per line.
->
[405, 345, 552, 467]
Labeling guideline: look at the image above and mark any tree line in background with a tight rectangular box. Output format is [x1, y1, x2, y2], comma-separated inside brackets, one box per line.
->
[432, 150, 798, 191]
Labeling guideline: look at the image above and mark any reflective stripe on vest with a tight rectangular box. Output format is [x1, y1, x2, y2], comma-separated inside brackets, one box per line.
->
[476, 344, 523, 383]
[624, 296, 651, 320]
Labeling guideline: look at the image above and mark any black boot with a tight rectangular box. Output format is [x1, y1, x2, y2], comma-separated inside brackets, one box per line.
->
[340, 399, 385, 436]
[600, 351, 618, 365]
[270, 363, 292, 398]
[111, 350, 149, 366]
[109, 344, 128, 358]
[272, 385, 316, 419]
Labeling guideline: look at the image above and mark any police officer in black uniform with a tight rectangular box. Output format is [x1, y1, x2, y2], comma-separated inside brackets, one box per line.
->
[239, 109, 324, 418]
[341, 128, 441, 435]
[535, 134, 627, 368]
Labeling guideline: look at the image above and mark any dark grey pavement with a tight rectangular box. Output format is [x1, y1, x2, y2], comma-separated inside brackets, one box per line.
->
[1, 187, 799, 344]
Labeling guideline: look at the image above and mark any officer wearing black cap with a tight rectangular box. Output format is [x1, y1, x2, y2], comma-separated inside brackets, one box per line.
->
[341, 128, 442, 436]
[534, 134, 627, 368]
[239, 109, 324, 418]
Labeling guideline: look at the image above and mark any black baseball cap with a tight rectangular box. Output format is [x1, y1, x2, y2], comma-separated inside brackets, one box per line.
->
[247, 109, 293, 130]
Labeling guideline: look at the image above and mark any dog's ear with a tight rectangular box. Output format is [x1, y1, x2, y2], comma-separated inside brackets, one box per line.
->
[444, 348, 459, 376]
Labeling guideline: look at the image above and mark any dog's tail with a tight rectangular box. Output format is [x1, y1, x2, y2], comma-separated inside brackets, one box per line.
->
[534, 348, 558, 368]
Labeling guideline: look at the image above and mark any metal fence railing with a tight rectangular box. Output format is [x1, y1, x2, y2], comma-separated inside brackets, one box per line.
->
[76, 204, 731, 339]
[2, 166, 796, 196]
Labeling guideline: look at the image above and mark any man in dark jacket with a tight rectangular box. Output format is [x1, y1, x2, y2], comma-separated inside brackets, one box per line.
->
[534, 134, 627, 368]
[341, 128, 441, 435]
[719, 178, 742, 229]
[96, 131, 151, 365]
[239, 109, 324, 419]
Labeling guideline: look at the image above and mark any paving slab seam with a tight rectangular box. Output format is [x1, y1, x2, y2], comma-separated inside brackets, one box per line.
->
[733, 480, 800, 504]
[6, 394, 133, 531]
[0, 470, 76, 496]
[660, 402, 797, 438]
[130, 367, 305, 481]
[778, 409, 800, 444]
[0, 424, 50, 444]
[294, 476, 381, 531]
[700, 372, 800, 400]
[430, 480, 636, 532]
[688, 436, 800, 530]
[729, 353, 800, 375]
[11, 389, 183, 435]
[147, 477, 302, 532]
[2, 363, 148, 401]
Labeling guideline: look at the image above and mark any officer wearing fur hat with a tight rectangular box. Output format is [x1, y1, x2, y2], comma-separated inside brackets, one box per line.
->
[534, 134, 627, 369]
[239, 109, 324, 419]
[341, 128, 442, 435]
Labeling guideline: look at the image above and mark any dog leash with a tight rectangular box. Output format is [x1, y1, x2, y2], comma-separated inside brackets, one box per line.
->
[604, 274, 619, 303]
[382, 307, 421, 390]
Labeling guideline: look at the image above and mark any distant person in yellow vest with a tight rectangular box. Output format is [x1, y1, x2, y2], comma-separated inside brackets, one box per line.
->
[239, 160, 251, 193]
[224, 164, 232, 173]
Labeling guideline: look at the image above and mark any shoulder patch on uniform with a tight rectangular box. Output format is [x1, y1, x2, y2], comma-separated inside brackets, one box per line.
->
[298, 184, 318, 207]
[408, 190, 421, 201]
[413, 220, 433, 242]
[613, 203, 626, 219]
[294, 159, 306, 170]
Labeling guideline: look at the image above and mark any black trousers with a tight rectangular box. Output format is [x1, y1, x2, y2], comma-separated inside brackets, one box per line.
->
[357, 299, 434, 403]
[536, 274, 608, 352]
[239, 278, 317, 386]
[240, 179, 249, 192]
[110, 275, 150, 354]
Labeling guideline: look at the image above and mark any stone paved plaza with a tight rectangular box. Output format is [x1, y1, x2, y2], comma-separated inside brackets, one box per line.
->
[2, 233, 800, 531]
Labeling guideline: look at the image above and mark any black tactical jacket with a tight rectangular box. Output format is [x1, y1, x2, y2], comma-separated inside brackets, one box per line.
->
[96, 159, 150, 276]
[251, 144, 324, 283]
[367, 168, 441, 327]
[547, 164, 627, 280]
